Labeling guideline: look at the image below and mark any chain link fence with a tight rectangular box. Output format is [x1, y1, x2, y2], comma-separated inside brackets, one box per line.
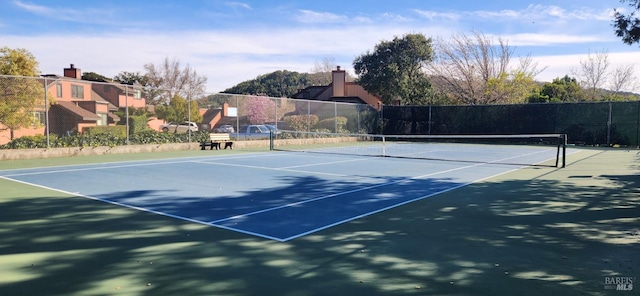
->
[4, 74, 637, 150]
[0, 75, 377, 149]
[381, 101, 640, 147]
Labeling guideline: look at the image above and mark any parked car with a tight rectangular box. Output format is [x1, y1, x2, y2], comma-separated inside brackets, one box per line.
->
[233, 124, 271, 140]
[213, 124, 235, 133]
[263, 124, 280, 134]
[160, 121, 199, 133]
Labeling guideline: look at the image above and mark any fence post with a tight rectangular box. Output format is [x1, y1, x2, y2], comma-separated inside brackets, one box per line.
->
[428, 103, 432, 135]
[334, 102, 338, 133]
[307, 100, 311, 132]
[125, 85, 129, 145]
[607, 101, 612, 146]
[637, 101, 640, 148]
[274, 97, 278, 129]
[44, 77, 50, 148]
[378, 102, 383, 135]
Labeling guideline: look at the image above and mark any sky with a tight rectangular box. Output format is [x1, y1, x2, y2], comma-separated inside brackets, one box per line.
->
[1, 0, 639, 93]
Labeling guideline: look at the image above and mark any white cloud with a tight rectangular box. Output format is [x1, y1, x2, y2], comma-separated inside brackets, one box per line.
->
[378, 13, 411, 23]
[295, 9, 347, 24]
[533, 52, 640, 85]
[413, 10, 460, 22]
[224, 2, 251, 10]
[472, 4, 613, 21]
[3, 24, 425, 92]
[3, 2, 632, 94]
[13, 0, 50, 15]
[13, 0, 117, 24]
[503, 33, 609, 46]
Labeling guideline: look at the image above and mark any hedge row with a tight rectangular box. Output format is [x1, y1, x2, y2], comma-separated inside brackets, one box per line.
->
[1, 130, 211, 149]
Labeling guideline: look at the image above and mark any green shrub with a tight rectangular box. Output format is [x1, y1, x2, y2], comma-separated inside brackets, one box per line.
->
[1, 129, 213, 149]
[84, 126, 127, 137]
[283, 114, 319, 131]
[315, 116, 348, 133]
[1, 134, 49, 149]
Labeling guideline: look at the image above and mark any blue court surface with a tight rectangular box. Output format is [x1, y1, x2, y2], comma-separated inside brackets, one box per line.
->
[0, 145, 566, 241]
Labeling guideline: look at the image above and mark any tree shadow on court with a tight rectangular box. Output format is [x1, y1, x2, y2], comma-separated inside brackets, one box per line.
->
[1, 152, 638, 295]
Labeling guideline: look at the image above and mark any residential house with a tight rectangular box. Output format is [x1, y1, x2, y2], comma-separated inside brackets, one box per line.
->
[201, 103, 233, 131]
[0, 64, 150, 145]
[195, 67, 382, 133]
[290, 66, 382, 110]
[44, 64, 123, 136]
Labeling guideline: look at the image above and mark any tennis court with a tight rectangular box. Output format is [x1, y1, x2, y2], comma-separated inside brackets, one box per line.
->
[0, 139, 565, 242]
[2, 142, 638, 296]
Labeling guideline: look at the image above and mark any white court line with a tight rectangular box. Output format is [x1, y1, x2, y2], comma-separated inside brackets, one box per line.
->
[282, 149, 565, 241]
[0, 174, 286, 242]
[2, 147, 570, 242]
[0, 151, 284, 177]
[193, 160, 357, 178]
[207, 148, 554, 227]
[193, 156, 372, 178]
[0, 154, 222, 173]
[4, 159, 200, 177]
[208, 161, 487, 225]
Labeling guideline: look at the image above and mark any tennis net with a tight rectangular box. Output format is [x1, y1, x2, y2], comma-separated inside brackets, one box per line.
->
[270, 130, 567, 167]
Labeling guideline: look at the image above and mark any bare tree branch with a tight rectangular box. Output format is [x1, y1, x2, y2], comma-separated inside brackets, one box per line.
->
[572, 50, 610, 100]
[609, 64, 637, 93]
[427, 31, 530, 105]
[144, 57, 208, 104]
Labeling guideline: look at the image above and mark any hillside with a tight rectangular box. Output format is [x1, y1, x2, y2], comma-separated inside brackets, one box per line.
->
[221, 70, 334, 98]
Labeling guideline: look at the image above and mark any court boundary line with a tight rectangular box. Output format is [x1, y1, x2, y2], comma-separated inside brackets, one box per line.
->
[1, 147, 571, 242]
[208, 160, 487, 224]
[0, 152, 274, 175]
[208, 148, 557, 241]
[0, 152, 296, 177]
[279, 150, 564, 241]
[0, 174, 286, 241]
[193, 157, 372, 178]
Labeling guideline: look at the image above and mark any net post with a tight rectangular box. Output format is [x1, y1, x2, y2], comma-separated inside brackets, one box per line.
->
[382, 135, 386, 157]
[555, 140, 560, 168]
[562, 134, 567, 168]
[269, 130, 274, 151]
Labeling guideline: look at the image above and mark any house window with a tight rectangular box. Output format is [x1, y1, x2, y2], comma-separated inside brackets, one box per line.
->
[96, 113, 108, 126]
[71, 85, 84, 99]
[56, 84, 62, 97]
[134, 89, 142, 100]
[31, 111, 45, 126]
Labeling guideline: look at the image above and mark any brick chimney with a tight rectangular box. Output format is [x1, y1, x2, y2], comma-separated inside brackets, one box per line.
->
[63, 64, 81, 79]
[331, 66, 345, 97]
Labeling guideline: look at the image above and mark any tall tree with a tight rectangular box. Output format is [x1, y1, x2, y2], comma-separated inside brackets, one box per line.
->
[531, 75, 584, 103]
[0, 47, 39, 76]
[0, 47, 46, 139]
[427, 31, 543, 105]
[223, 70, 309, 97]
[245, 96, 276, 124]
[486, 70, 539, 104]
[613, 0, 640, 45]
[353, 33, 434, 105]
[143, 57, 208, 104]
[81, 72, 111, 82]
[572, 50, 610, 101]
[609, 64, 638, 93]
[310, 56, 341, 85]
[155, 95, 202, 129]
[113, 71, 147, 85]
